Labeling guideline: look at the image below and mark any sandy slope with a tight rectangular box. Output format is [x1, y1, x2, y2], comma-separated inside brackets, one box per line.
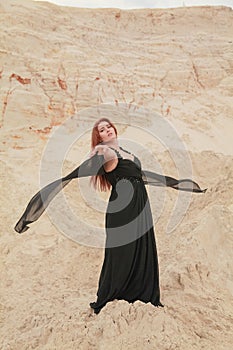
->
[0, 0, 233, 349]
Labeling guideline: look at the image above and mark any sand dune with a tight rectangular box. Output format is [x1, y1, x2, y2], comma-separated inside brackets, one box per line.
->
[0, 0, 233, 349]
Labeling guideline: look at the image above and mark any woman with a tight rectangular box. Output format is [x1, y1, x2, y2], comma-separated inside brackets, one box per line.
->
[88, 118, 165, 314]
[15, 117, 206, 315]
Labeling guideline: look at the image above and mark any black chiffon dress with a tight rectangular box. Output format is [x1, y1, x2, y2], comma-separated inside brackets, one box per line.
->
[90, 147, 163, 314]
[14, 146, 206, 315]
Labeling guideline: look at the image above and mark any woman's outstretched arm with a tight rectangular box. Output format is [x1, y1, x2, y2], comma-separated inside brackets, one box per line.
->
[14, 153, 105, 233]
[142, 169, 207, 193]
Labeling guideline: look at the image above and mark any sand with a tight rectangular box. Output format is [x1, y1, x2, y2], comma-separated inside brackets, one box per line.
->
[0, 0, 233, 349]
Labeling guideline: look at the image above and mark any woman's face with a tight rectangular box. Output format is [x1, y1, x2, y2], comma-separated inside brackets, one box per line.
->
[97, 121, 116, 143]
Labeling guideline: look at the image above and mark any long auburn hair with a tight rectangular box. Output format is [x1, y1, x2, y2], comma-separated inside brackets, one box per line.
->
[90, 117, 118, 192]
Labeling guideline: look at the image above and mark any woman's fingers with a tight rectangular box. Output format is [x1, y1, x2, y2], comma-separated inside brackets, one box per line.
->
[89, 149, 96, 157]
[89, 145, 105, 157]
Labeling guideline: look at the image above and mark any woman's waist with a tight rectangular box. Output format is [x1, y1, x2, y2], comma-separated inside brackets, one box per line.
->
[115, 175, 143, 184]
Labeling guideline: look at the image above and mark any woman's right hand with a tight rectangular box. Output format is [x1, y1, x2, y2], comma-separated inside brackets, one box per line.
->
[89, 144, 108, 157]
[89, 145, 116, 161]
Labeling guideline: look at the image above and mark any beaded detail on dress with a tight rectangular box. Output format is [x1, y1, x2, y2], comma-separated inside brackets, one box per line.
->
[109, 146, 134, 161]
[115, 175, 143, 183]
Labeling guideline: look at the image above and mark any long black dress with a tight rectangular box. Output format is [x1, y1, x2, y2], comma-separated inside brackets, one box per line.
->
[14, 147, 206, 315]
[90, 147, 163, 314]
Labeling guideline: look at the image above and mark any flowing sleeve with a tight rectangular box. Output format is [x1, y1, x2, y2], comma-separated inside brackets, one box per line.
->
[14, 153, 105, 233]
[142, 169, 207, 193]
